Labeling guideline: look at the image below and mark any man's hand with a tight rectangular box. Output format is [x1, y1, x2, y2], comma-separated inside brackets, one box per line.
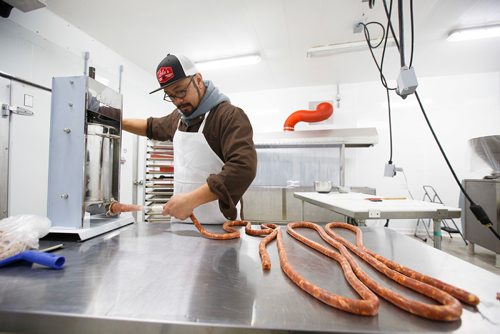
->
[162, 193, 195, 220]
[163, 184, 219, 220]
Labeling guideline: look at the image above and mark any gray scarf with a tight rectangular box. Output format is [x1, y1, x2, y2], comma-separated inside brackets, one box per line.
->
[179, 80, 230, 125]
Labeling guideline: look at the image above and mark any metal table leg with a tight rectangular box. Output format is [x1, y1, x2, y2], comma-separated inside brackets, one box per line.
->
[301, 200, 304, 221]
[433, 218, 442, 249]
[467, 242, 475, 255]
[356, 219, 366, 227]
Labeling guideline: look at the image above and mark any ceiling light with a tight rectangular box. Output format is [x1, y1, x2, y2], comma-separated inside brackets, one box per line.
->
[307, 39, 396, 57]
[194, 54, 261, 71]
[447, 24, 500, 42]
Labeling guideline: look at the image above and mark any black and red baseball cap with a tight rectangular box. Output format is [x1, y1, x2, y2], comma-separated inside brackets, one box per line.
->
[149, 54, 198, 94]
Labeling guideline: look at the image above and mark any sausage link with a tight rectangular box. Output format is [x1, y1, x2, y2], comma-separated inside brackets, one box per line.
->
[288, 222, 462, 320]
[320, 222, 471, 321]
[326, 222, 480, 307]
[190, 214, 277, 239]
[259, 228, 278, 270]
[190, 214, 477, 321]
[288, 223, 462, 321]
[276, 227, 380, 316]
[190, 214, 240, 239]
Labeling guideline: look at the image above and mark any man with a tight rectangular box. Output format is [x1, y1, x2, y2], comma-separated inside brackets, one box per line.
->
[123, 54, 257, 224]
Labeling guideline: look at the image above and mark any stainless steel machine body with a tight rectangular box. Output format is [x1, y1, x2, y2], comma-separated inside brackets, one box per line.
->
[463, 135, 500, 267]
[47, 76, 133, 240]
[463, 179, 500, 266]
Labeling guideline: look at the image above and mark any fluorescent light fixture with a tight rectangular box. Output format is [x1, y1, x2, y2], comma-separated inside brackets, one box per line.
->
[447, 24, 500, 42]
[307, 39, 396, 57]
[194, 54, 261, 71]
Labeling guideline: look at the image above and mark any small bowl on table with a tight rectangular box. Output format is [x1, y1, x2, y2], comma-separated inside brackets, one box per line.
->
[314, 181, 332, 193]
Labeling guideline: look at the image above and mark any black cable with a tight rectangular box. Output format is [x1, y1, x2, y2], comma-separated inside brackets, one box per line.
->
[360, 2, 396, 164]
[359, 9, 396, 163]
[369, 0, 499, 240]
[414, 91, 499, 240]
[382, 0, 400, 50]
[489, 223, 500, 239]
[386, 88, 393, 163]
[379, 8, 393, 89]
[414, 92, 469, 201]
[398, 0, 405, 67]
[409, 0, 415, 67]
[360, 21, 396, 91]
[377, 0, 397, 91]
[382, 0, 408, 102]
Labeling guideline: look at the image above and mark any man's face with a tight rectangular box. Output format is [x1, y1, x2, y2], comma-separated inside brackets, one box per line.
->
[163, 75, 203, 116]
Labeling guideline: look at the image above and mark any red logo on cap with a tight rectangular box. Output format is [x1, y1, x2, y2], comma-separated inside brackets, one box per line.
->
[157, 66, 174, 84]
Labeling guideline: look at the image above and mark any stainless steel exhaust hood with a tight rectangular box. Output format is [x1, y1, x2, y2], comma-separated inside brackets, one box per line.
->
[254, 127, 378, 148]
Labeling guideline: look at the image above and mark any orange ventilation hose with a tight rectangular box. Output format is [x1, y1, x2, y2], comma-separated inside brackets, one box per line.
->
[283, 102, 334, 131]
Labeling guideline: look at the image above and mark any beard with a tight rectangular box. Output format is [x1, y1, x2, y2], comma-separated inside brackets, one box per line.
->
[177, 103, 195, 116]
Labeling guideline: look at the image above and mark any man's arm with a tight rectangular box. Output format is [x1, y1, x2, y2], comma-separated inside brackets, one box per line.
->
[162, 184, 218, 220]
[123, 119, 147, 136]
[206, 106, 257, 220]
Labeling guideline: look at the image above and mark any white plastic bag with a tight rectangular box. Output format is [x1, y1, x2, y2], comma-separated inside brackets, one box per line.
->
[0, 215, 51, 260]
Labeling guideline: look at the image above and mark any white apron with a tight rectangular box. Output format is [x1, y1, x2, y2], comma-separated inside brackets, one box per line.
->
[172, 113, 241, 224]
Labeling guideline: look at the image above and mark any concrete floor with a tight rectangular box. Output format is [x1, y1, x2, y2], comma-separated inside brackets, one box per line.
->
[410, 234, 500, 276]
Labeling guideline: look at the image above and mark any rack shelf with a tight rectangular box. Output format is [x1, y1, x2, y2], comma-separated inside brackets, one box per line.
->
[143, 140, 174, 223]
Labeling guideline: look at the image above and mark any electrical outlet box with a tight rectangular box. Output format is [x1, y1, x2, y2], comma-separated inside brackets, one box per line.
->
[384, 163, 396, 177]
[368, 210, 381, 218]
[397, 66, 418, 98]
[353, 23, 363, 34]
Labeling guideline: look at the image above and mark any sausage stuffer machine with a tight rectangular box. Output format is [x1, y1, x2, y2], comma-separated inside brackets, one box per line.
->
[47, 76, 134, 241]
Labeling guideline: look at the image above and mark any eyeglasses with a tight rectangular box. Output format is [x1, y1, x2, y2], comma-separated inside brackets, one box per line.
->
[163, 76, 195, 102]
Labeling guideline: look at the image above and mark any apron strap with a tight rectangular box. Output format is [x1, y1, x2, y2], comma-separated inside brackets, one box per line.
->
[198, 112, 210, 132]
[176, 111, 211, 132]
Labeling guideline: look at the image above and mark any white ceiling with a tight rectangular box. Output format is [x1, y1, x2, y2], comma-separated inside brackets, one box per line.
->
[46, 0, 500, 93]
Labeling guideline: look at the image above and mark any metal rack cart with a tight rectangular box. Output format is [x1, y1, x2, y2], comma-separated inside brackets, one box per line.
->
[143, 140, 174, 222]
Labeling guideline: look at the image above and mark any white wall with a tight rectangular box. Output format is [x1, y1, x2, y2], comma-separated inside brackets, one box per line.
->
[230, 72, 500, 232]
[0, 8, 165, 208]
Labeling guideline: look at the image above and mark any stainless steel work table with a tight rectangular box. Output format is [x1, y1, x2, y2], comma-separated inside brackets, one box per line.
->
[0, 222, 499, 334]
[294, 192, 462, 250]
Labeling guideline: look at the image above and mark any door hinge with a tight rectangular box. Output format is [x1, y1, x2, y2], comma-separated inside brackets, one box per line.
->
[2, 104, 34, 117]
